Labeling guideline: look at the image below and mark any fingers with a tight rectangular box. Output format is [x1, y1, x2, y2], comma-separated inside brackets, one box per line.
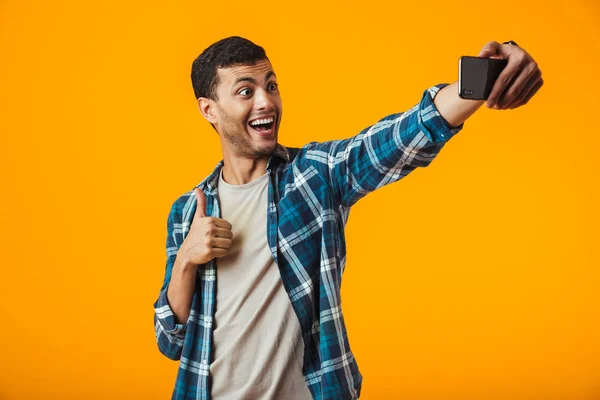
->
[193, 189, 232, 229]
[486, 56, 522, 108]
[208, 236, 233, 250]
[203, 216, 234, 243]
[212, 225, 234, 239]
[508, 76, 544, 109]
[496, 64, 539, 109]
[210, 248, 229, 258]
[206, 227, 233, 259]
[194, 188, 207, 218]
[503, 69, 541, 109]
[192, 188, 234, 251]
[211, 217, 232, 230]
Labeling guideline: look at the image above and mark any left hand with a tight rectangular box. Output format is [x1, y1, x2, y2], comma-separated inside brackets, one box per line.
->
[477, 41, 544, 110]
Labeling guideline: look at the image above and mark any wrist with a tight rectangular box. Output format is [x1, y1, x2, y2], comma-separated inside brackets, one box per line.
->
[174, 253, 196, 273]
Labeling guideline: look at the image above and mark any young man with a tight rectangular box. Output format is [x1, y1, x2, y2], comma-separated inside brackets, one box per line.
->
[153, 36, 543, 400]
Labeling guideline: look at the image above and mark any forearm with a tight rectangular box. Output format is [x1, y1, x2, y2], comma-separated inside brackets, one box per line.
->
[166, 255, 197, 325]
[433, 81, 485, 128]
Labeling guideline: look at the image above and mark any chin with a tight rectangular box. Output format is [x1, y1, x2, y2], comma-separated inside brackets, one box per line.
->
[259, 141, 278, 155]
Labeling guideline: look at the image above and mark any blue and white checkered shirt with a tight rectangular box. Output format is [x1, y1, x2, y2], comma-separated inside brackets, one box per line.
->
[153, 83, 464, 399]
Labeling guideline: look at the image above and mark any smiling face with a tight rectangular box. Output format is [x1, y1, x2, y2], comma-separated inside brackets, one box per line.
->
[199, 58, 282, 159]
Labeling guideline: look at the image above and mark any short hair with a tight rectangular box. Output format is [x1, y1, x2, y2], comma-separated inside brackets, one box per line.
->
[191, 36, 270, 103]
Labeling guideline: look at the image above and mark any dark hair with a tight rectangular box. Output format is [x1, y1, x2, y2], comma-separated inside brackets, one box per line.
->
[191, 36, 270, 102]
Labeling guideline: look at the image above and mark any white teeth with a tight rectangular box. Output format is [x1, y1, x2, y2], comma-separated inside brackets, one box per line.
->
[249, 117, 274, 126]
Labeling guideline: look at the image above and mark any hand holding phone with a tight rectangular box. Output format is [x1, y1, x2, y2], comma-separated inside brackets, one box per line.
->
[458, 56, 508, 100]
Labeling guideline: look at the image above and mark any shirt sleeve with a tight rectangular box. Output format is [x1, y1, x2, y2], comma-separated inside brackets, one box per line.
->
[303, 83, 464, 208]
[153, 198, 188, 361]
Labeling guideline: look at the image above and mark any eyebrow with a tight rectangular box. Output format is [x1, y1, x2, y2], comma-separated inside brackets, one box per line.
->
[232, 70, 276, 87]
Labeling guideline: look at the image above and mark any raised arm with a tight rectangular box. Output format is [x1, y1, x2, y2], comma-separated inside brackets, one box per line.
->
[304, 83, 464, 208]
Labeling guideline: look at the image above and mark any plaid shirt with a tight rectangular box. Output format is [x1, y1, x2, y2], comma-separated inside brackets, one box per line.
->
[153, 83, 464, 399]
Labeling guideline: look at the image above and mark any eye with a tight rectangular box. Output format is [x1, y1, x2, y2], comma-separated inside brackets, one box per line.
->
[239, 88, 252, 96]
[269, 82, 278, 91]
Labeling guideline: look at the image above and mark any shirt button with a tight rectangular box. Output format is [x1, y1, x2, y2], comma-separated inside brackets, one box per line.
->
[202, 359, 207, 364]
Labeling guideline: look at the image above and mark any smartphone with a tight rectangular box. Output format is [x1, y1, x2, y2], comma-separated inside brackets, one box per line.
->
[458, 56, 508, 100]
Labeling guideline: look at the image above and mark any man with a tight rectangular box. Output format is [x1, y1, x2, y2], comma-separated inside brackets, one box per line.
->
[153, 36, 543, 399]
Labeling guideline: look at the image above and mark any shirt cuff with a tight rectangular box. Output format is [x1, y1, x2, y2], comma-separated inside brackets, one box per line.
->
[419, 83, 465, 143]
[154, 285, 188, 336]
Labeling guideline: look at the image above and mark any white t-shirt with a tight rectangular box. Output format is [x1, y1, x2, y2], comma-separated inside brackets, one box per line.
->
[209, 168, 313, 399]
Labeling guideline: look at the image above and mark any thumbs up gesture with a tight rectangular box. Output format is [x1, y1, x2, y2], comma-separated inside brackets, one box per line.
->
[178, 188, 234, 266]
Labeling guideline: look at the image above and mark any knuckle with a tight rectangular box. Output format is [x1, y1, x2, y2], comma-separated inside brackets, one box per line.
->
[515, 57, 524, 67]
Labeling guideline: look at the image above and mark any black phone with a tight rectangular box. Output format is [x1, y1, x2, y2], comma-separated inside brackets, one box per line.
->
[458, 56, 508, 100]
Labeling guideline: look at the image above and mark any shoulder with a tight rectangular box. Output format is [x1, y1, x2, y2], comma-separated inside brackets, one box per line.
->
[288, 141, 323, 164]
[167, 190, 197, 223]
[295, 140, 336, 177]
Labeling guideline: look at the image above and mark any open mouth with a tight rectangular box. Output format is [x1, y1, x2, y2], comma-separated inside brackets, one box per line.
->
[248, 119, 275, 136]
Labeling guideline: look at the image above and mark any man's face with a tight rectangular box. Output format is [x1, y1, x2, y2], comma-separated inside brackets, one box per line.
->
[208, 59, 282, 158]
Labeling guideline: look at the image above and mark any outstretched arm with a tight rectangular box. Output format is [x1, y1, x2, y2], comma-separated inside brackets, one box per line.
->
[304, 83, 463, 208]
[304, 41, 543, 209]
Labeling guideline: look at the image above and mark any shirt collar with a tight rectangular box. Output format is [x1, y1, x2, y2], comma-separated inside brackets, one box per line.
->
[197, 142, 290, 195]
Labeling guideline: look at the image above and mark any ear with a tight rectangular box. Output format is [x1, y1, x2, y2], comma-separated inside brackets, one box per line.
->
[197, 97, 217, 124]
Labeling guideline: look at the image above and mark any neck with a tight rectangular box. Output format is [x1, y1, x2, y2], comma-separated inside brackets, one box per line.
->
[221, 154, 269, 185]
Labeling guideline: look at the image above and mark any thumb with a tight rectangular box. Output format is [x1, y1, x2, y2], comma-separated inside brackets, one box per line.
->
[193, 188, 207, 218]
[477, 41, 501, 58]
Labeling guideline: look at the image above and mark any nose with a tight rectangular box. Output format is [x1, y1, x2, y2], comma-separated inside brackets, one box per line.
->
[253, 87, 274, 111]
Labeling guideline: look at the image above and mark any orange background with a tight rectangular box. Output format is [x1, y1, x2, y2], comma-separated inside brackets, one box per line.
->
[1, 0, 599, 399]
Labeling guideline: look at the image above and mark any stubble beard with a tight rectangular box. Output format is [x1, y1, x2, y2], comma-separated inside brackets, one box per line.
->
[220, 110, 277, 158]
